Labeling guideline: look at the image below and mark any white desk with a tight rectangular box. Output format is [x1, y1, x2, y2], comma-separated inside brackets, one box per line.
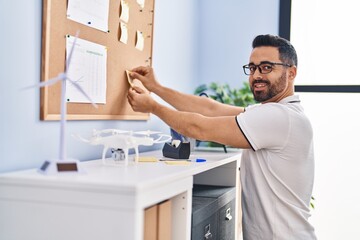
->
[0, 150, 241, 240]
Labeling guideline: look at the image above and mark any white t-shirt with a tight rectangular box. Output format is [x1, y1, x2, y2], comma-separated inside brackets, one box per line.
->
[236, 95, 317, 240]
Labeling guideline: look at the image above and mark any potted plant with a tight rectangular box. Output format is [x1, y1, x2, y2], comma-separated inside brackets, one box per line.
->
[194, 82, 256, 149]
[194, 81, 256, 107]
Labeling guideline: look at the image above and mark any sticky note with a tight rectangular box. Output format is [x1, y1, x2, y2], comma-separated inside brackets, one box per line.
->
[135, 30, 144, 51]
[137, 0, 145, 8]
[119, 22, 128, 44]
[120, 0, 130, 23]
[125, 70, 134, 87]
[138, 156, 158, 162]
[164, 161, 190, 166]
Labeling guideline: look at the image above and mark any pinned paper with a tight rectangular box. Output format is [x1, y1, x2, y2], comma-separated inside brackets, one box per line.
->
[119, 22, 128, 44]
[120, 0, 130, 23]
[67, 0, 110, 32]
[137, 0, 145, 8]
[125, 70, 134, 87]
[135, 30, 144, 51]
[66, 36, 107, 104]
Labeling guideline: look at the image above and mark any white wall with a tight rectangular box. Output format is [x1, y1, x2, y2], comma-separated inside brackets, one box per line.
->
[291, 0, 360, 85]
[298, 92, 360, 239]
[291, 1, 360, 238]
[152, 0, 198, 94]
[197, 0, 279, 88]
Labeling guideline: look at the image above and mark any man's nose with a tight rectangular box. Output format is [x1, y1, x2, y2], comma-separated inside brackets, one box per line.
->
[252, 67, 263, 79]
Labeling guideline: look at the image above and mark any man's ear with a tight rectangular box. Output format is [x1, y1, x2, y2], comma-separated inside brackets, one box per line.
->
[289, 66, 297, 80]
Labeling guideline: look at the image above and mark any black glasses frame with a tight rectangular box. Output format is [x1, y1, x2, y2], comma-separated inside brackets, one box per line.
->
[242, 61, 291, 75]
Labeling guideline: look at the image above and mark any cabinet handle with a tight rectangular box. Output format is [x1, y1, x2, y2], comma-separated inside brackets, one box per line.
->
[225, 208, 233, 221]
[204, 224, 213, 239]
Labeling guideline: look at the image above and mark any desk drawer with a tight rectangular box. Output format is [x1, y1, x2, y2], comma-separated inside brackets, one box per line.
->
[192, 196, 218, 240]
[192, 185, 236, 240]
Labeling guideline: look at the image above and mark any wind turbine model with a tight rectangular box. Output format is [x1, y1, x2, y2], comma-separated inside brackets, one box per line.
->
[25, 31, 97, 174]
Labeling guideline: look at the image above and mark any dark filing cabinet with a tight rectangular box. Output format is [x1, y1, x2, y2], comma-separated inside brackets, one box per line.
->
[191, 185, 236, 240]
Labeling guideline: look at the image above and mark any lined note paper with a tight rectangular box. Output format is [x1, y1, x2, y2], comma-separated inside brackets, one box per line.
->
[66, 36, 107, 104]
[67, 0, 110, 32]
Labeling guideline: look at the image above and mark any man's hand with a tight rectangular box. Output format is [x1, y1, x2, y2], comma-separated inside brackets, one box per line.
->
[127, 86, 157, 113]
[130, 66, 160, 93]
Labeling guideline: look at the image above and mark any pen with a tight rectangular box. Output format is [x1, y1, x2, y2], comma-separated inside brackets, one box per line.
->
[159, 158, 206, 162]
[187, 158, 206, 163]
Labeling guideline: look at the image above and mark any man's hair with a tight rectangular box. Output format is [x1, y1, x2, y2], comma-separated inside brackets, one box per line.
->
[252, 34, 298, 67]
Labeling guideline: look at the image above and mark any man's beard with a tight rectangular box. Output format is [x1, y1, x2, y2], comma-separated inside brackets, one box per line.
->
[251, 72, 287, 102]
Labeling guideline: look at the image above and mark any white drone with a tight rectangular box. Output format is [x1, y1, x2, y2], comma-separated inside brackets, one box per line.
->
[74, 129, 171, 166]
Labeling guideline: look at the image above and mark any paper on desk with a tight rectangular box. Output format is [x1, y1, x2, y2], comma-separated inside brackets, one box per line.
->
[164, 161, 190, 166]
[67, 0, 110, 32]
[66, 36, 107, 104]
[138, 156, 158, 162]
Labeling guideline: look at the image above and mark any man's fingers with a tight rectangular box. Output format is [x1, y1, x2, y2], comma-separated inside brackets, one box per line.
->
[132, 85, 145, 94]
[127, 88, 136, 100]
[129, 71, 143, 81]
[131, 66, 148, 74]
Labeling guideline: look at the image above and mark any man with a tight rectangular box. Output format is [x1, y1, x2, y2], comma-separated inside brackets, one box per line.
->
[127, 34, 317, 239]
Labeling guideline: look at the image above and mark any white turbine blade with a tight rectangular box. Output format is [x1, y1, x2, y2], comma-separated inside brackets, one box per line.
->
[71, 133, 90, 143]
[67, 78, 98, 108]
[66, 30, 80, 72]
[21, 75, 63, 90]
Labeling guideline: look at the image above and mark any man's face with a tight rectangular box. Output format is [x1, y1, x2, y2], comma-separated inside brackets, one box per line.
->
[248, 46, 289, 102]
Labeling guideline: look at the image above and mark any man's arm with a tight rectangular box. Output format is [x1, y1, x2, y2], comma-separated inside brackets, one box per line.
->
[127, 88, 251, 149]
[130, 66, 244, 117]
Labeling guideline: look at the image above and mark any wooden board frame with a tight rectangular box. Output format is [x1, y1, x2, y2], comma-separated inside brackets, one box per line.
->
[41, 0, 154, 120]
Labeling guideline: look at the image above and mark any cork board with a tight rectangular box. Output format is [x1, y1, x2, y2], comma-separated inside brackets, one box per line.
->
[41, 0, 154, 120]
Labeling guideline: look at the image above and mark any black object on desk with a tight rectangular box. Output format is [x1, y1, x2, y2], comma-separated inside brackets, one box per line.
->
[162, 142, 191, 159]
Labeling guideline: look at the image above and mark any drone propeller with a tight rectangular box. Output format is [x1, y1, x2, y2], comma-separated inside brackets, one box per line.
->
[133, 130, 162, 136]
[93, 129, 131, 136]
[153, 134, 172, 143]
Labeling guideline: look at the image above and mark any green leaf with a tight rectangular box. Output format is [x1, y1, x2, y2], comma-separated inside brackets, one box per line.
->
[194, 81, 256, 107]
[310, 202, 315, 209]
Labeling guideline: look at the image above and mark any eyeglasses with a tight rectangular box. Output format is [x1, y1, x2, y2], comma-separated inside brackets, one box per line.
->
[242, 61, 292, 75]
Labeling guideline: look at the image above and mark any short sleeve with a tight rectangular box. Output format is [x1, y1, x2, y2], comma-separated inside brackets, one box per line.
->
[236, 104, 290, 151]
